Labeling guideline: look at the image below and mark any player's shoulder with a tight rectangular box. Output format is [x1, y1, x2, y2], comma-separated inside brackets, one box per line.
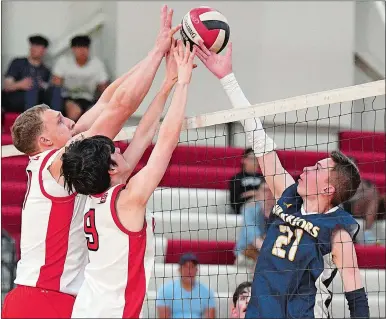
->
[332, 206, 358, 223]
[277, 183, 302, 206]
[332, 207, 359, 233]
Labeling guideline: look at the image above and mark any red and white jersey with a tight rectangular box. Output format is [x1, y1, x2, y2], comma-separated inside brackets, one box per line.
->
[14, 149, 88, 296]
[71, 184, 155, 318]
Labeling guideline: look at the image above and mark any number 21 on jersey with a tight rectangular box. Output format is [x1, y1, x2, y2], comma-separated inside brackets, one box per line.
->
[84, 209, 99, 251]
[272, 225, 304, 261]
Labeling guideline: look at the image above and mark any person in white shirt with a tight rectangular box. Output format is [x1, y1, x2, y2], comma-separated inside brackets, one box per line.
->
[52, 35, 109, 122]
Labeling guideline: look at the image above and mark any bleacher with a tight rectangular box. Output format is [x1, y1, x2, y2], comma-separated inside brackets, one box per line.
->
[1, 112, 385, 317]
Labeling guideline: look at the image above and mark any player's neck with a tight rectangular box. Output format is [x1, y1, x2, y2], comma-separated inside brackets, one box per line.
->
[302, 196, 333, 214]
[31, 145, 56, 156]
[110, 172, 130, 187]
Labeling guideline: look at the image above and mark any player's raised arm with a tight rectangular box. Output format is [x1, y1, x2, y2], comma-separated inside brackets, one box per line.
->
[121, 41, 195, 220]
[196, 41, 295, 199]
[122, 39, 184, 174]
[76, 5, 181, 141]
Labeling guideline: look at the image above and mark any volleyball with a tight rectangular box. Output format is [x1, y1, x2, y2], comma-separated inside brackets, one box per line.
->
[180, 7, 230, 54]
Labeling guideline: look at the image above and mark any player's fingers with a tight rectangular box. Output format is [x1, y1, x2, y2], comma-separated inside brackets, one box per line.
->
[160, 5, 167, 27]
[195, 47, 207, 59]
[184, 42, 191, 63]
[226, 41, 233, 57]
[169, 24, 181, 37]
[171, 37, 177, 50]
[165, 8, 173, 28]
[197, 39, 211, 57]
[195, 49, 207, 62]
[173, 50, 180, 64]
[178, 40, 184, 60]
[189, 46, 197, 64]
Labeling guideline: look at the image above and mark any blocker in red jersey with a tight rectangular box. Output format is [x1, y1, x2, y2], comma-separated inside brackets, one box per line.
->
[180, 6, 230, 53]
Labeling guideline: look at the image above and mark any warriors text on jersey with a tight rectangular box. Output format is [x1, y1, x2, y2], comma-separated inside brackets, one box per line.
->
[15, 149, 88, 295]
[246, 184, 358, 319]
[71, 184, 155, 318]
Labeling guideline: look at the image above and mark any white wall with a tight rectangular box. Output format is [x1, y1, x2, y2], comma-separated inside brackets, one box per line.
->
[114, 1, 355, 122]
[355, 1, 385, 77]
[353, 67, 385, 132]
[1, 1, 104, 72]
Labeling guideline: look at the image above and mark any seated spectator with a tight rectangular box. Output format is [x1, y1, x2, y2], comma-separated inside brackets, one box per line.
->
[2, 35, 51, 112]
[156, 253, 216, 319]
[343, 157, 381, 244]
[51, 35, 108, 122]
[229, 148, 264, 215]
[343, 179, 380, 244]
[234, 179, 275, 270]
[231, 281, 251, 319]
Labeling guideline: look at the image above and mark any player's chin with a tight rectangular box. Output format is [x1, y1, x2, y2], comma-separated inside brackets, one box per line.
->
[239, 307, 247, 318]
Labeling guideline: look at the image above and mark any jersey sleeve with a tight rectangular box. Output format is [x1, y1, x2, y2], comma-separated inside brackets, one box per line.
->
[207, 287, 216, 309]
[337, 213, 360, 241]
[96, 59, 108, 84]
[5, 58, 23, 80]
[198, 284, 216, 312]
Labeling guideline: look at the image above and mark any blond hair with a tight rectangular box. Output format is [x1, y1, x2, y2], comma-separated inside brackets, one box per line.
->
[11, 104, 50, 155]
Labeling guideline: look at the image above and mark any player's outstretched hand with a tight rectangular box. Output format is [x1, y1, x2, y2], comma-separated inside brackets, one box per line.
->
[173, 41, 196, 85]
[155, 5, 181, 54]
[164, 39, 179, 85]
[195, 40, 233, 79]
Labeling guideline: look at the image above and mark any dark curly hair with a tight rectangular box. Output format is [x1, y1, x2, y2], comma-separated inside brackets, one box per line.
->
[61, 135, 116, 195]
[232, 281, 252, 307]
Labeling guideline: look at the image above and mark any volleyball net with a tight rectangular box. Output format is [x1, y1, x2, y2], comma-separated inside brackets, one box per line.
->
[1, 80, 385, 317]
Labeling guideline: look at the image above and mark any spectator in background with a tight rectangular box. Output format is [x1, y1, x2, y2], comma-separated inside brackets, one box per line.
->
[156, 253, 216, 319]
[2, 35, 51, 113]
[343, 157, 380, 244]
[51, 35, 108, 122]
[343, 179, 380, 244]
[229, 148, 264, 215]
[229, 148, 268, 269]
[231, 281, 251, 319]
[234, 179, 275, 270]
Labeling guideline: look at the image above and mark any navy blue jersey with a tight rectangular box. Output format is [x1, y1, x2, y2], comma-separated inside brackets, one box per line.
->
[246, 183, 359, 319]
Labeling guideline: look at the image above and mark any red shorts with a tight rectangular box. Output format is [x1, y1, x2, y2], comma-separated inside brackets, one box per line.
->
[2, 285, 75, 318]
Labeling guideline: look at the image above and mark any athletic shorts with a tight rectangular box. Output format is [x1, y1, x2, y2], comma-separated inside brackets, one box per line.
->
[2, 285, 75, 318]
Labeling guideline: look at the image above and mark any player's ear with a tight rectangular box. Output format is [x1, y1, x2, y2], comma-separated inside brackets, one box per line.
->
[324, 184, 335, 196]
[38, 135, 53, 147]
[108, 164, 118, 176]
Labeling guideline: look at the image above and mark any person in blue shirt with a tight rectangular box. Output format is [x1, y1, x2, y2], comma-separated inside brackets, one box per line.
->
[195, 40, 370, 319]
[234, 179, 275, 270]
[2, 35, 51, 112]
[156, 253, 216, 319]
